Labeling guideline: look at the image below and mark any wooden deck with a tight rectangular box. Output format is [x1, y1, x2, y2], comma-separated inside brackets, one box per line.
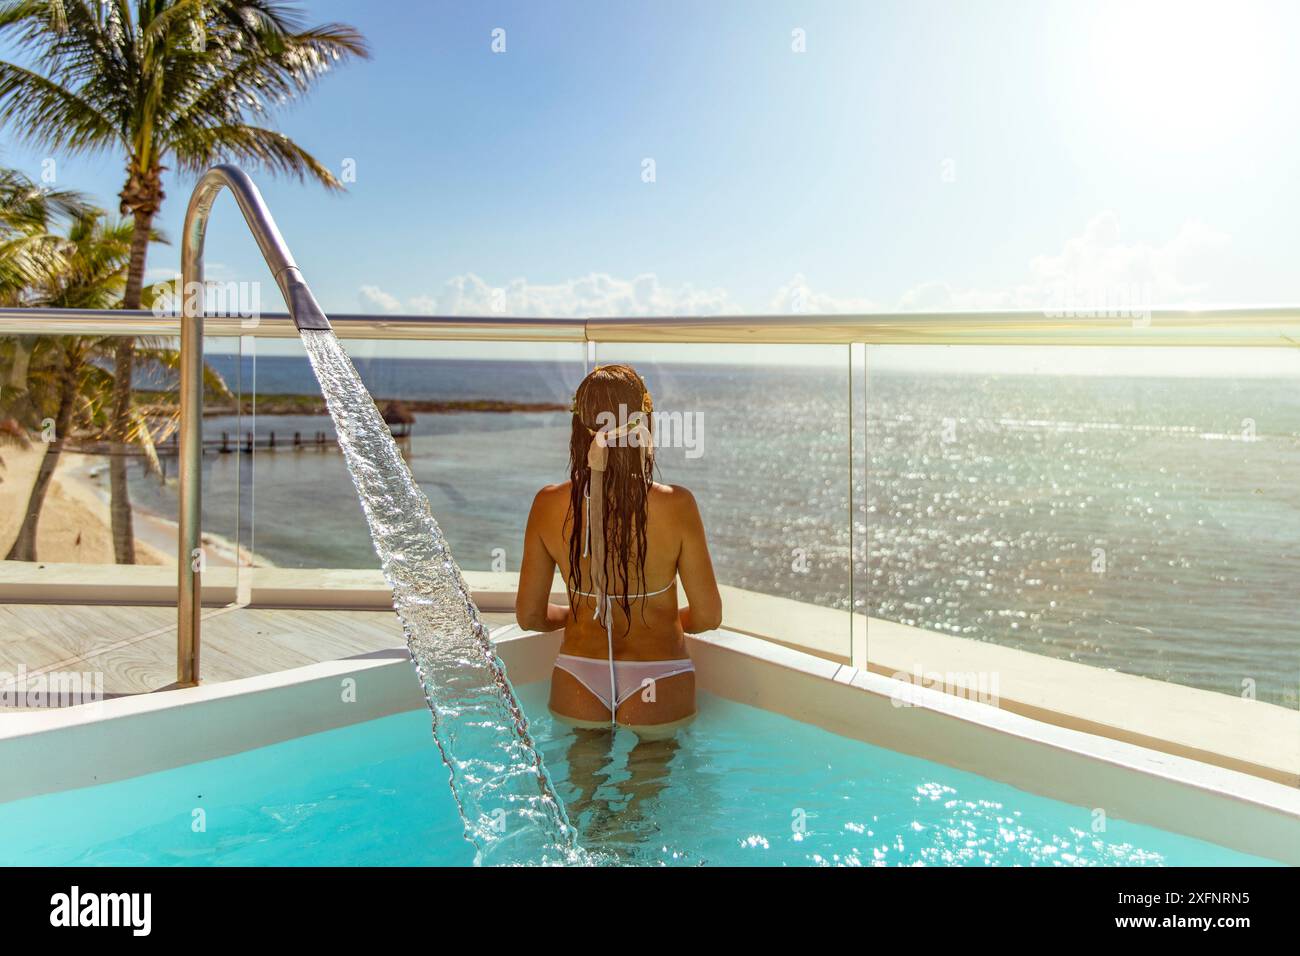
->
[0, 602, 517, 701]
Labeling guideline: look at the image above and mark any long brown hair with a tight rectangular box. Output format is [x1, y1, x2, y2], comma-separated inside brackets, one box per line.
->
[566, 364, 655, 629]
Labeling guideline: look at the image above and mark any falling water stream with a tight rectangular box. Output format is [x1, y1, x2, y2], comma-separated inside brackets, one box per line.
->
[301, 329, 593, 865]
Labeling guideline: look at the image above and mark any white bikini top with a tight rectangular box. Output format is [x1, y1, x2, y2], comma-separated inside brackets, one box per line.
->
[572, 578, 676, 602]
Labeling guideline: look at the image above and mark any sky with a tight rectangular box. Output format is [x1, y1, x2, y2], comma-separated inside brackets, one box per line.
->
[3, 0, 1300, 372]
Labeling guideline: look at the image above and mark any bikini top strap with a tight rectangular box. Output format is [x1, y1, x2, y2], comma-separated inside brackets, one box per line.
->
[573, 576, 677, 600]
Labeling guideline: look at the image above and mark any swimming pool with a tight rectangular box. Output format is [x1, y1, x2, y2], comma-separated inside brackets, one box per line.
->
[0, 682, 1276, 866]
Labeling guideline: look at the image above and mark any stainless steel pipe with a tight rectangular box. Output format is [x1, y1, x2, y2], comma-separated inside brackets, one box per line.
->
[177, 165, 332, 686]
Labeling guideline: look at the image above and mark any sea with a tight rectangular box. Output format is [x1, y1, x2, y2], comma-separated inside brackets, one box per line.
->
[125, 350, 1300, 708]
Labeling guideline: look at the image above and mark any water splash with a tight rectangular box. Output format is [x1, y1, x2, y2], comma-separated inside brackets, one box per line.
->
[301, 329, 592, 865]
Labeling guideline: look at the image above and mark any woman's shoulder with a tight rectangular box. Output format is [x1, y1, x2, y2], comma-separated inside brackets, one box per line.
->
[532, 481, 572, 506]
[649, 482, 700, 512]
[527, 483, 574, 532]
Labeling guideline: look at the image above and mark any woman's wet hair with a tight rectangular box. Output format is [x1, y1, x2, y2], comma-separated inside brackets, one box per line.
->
[566, 364, 654, 630]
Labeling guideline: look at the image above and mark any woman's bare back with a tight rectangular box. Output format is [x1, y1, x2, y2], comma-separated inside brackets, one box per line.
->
[516, 480, 722, 725]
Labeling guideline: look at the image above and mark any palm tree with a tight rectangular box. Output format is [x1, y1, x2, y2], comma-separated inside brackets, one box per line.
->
[6, 211, 230, 561]
[6, 212, 134, 560]
[0, 0, 367, 562]
[4, 335, 106, 561]
[0, 163, 93, 440]
[0, 164, 93, 304]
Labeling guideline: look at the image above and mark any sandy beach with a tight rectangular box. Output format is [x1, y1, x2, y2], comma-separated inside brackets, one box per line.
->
[0, 440, 170, 566]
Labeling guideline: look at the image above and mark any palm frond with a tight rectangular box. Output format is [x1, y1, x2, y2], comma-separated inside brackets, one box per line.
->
[0, 60, 119, 152]
[0, 1, 366, 183]
[168, 121, 342, 188]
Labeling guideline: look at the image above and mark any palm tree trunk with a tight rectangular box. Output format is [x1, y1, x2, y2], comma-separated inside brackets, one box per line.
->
[6, 347, 77, 562]
[107, 211, 154, 564]
[122, 206, 152, 310]
[4, 336, 33, 391]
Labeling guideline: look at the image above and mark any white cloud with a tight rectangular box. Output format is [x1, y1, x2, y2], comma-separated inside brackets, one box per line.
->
[365, 272, 742, 318]
[359, 284, 403, 313]
[769, 273, 883, 314]
[777, 213, 1232, 315]
[1028, 212, 1229, 304]
[898, 213, 1231, 312]
[353, 213, 1232, 321]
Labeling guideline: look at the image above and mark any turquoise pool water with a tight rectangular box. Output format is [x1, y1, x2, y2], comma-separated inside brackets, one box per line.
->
[0, 684, 1276, 866]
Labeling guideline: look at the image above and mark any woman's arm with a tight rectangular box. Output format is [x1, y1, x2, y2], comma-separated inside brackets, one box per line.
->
[515, 487, 572, 633]
[674, 486, 723, 633]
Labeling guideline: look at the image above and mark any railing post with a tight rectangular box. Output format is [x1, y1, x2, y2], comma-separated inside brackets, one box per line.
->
[177, 231, 203, 686]
[176, 177, 215, 686]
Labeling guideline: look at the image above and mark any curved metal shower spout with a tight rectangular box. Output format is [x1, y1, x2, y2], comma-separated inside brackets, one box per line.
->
[177, 165, 332, 686]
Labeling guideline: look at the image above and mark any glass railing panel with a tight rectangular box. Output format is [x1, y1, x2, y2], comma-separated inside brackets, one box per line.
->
[134, 332, 245, 604]
[0, 331, 111, 570]
[236, 334, 587, 578]
[591, 341, 855, 664]
[1, 329, 241, 576]
[863, 344, 1300, 717]
[0, 328, 244, 699]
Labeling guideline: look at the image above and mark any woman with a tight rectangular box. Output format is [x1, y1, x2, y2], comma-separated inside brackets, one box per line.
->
[515, 364, 722, 729]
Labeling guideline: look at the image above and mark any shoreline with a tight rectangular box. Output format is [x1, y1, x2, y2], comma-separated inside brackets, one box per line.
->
[60, 453, 270, 569]
[135, 392, 568, 418]
[0, 441, 271, 569]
